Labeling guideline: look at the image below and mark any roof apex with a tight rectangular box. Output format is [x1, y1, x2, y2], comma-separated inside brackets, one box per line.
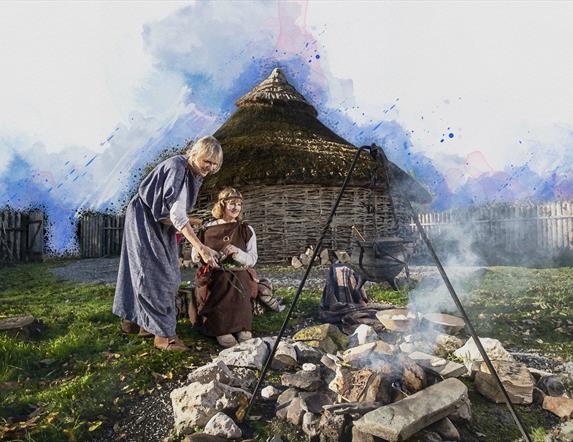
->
[235, 68, 317, 116]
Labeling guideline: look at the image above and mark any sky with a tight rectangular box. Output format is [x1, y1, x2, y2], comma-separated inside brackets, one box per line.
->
[1, 0, 572, 253]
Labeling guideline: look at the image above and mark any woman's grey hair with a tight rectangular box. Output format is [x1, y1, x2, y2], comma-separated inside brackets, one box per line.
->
[187, 136, 223, 172]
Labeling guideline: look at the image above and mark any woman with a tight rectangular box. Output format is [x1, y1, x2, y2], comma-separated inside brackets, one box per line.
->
[192, 188, 258, 348]
[113, 136, 223, 352]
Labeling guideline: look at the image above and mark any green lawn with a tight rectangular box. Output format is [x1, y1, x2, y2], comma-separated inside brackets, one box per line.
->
[0, 262, 571, 441]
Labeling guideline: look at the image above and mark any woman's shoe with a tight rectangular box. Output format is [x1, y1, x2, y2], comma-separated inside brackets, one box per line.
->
[153, 336, 190, 352]
[216, 334, 238, 348]
[120, 319, 139, 334]
[236, 331, 252, 342]
[138, 327, 153, 338]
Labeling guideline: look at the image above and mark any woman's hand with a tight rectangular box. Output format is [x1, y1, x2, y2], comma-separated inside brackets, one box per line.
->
[221, 244, 240, 259]
[199, 246, 220, 268]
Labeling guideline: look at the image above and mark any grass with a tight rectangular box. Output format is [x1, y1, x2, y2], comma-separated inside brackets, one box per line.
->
[0, 261, 571, 441]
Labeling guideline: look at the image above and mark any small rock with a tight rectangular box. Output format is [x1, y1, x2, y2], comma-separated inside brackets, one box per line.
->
[453, 337, 513, 372]
[299, 392, 334, 414]
[187, 360, 234, 385]
[302, 363, 318, 372]
[293, 341, 323, 364]
[557, 420, 573, 441]
[204, 412, 242, 439]
[433, 334, 465, 359]
[271, 341, 298, 370]
[429, 418, 460, 441]
[286, 397, 306, 426]
[230, 367, 258, 391]
[276, 387, 299, 407]
[408, 351, 467, 379]
[215, 338, 269, 370]
[171, 380, 252, 434]
[291, 256, 303, 269]
[349, 324, 379, 348]
[354, 378, 469, 441]
[318, 411, 351, 442]
[281, 369, 322, 391]
[543, 395, 573, 419]
[261, 385, 281, 400]
[538, 375, 567, 397]
[302, 412, 321, 439]
[181, 434, 227, 442]
[293, 324, 348, 354]
[474, 361, 535, 404]
[334, 250, 351, 263]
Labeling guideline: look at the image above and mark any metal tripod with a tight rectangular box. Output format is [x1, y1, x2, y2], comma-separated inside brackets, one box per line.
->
[242, 145, 532, 442]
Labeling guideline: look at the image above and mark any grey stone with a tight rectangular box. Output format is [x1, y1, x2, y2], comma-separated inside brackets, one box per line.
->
[318, 411, 350, 442]
[538, 375, 567, 397]
[292, 256, 303, 268]
[271, 341, 298, 370]
[171, 380, 252, 434]
[408, 351, 467, 379]
[475, 360, 534, 404]
[354, 378, 469, 441]
[433, 334, 465, 359]
[187, 360, 234, 385]
[557, 420, 573, 442]
[293, 323, 348, 354]
[230, 367, 258, 391]
[286, 397, 306, 426]
[349, 324, 379, 348]
[342, 341, 395, 369]
[204, 412, 242, 439]
[276, 387, 299, 407]
[261, 385, 281, 400]
[320, 353, 338, 372]
[299, 392, 334, 414]
[429, 418, 460, 441]
[216, 337, 269, 370]
[281, 369, 322, 391]
[293, 341, 323, 364]
[302, 412, 321, 439]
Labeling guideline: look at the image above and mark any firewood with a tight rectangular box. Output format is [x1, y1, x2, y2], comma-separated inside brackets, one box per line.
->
[0, 315, 43, 339]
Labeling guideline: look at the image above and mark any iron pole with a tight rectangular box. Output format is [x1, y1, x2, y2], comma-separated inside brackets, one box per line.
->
[243, 146, 369, 420]
[409, 203, 532, 442]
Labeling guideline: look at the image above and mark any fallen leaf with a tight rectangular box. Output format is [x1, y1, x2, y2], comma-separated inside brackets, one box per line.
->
[88, 421, 103, 432]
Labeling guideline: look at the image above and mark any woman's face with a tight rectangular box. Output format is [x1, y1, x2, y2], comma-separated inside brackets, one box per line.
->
[224, 198, 242, 220]
[189, 152, 219, 177]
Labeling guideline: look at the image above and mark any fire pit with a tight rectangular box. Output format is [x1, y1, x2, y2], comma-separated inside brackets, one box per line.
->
[376, 308, 417, 332]
[421, 313, 465, 334]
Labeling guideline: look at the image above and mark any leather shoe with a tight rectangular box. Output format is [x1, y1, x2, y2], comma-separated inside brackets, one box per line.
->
[216, 334, 238, 348]
[154, 336, 190, 352]
[120, 319, 139, 334]
[138, 327, 153, 338]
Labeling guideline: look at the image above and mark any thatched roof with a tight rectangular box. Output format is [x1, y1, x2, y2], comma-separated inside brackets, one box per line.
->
[206, 68, 431, 204]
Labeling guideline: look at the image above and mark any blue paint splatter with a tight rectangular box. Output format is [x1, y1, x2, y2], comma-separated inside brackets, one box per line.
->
[84, 155, 97, 167]
[448, 133, 454, 138]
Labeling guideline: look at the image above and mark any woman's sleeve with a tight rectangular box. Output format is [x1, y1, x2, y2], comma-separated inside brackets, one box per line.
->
[234, 226, 258, 267]
[169, 181, 189, 231]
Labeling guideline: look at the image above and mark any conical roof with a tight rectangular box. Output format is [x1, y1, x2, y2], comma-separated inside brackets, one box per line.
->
[235, 68, 317, 116]
[206, 68, 431, 203]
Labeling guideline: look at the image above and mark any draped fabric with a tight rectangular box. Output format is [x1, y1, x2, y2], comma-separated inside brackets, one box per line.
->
[112, 155, 203, 337]
[194, 222, 257, 336]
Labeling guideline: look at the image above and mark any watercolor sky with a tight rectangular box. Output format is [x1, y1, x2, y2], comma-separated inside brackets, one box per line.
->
[1, 1, 572, 253]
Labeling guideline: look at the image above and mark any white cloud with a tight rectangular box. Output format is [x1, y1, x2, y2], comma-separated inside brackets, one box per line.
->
[0, 1, 189, 153]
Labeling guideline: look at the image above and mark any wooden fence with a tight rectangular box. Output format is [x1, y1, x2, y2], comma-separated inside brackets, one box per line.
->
[77, 200, 573, 265]
[0, 209, 44, 265]
[411, 201, 573, 264]
[78, 213, 124, 258]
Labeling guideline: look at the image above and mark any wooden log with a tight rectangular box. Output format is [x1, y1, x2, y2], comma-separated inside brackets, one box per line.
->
[0, 315, 43, 339]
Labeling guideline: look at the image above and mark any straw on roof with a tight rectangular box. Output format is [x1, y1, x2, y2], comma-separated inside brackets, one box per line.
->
[207, 68, 431, 204]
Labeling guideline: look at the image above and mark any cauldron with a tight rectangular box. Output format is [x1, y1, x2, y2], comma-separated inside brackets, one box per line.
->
[350, 237, 413, 289]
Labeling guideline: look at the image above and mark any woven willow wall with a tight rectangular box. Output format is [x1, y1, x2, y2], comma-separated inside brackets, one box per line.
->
[197, 185, 413, 264]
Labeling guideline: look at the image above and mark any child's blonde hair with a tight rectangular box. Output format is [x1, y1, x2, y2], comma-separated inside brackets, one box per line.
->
[212, 187, 244, 220]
